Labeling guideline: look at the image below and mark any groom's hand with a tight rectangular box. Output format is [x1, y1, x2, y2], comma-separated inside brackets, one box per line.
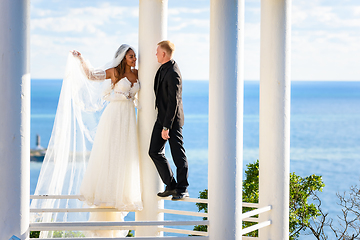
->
[162, 129, 170, 140]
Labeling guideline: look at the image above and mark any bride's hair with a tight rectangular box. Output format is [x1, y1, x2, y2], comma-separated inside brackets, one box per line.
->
[113, 47, 133, 87]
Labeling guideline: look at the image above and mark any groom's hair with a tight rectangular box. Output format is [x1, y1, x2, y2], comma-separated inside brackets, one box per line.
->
[158, 40, 175, 57]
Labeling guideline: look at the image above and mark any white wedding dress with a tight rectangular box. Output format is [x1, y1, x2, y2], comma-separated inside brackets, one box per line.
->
[31, 45, 142, 238]
[79, 77, 143, 237]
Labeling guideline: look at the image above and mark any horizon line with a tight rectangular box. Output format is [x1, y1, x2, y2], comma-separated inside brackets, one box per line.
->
[30, 78, 360, 82]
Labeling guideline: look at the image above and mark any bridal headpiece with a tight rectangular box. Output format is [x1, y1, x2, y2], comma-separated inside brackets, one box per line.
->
[101, 44, 134, 71]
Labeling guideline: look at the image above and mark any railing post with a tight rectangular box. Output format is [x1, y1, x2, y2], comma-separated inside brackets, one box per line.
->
[208, 0, 244, 239]
[259, 0, 291, 239]
[137, 0, 168, 237]
[0, 0, 31, 239]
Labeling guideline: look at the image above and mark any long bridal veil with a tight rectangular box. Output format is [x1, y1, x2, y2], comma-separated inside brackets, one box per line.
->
[31, 45, 132, 238]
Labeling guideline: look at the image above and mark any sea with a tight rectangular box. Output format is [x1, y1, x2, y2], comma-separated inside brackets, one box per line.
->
[30, 79, 360, 238]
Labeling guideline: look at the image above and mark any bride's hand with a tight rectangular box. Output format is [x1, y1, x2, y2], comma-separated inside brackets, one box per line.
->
[71, 50, 82, 58]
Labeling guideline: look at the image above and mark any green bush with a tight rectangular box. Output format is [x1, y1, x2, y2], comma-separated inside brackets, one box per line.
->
[193, 189, 208, 232]
[289, 172, 324, 239]
[30, 231, 40, 238]
[53, 231, 84, 237]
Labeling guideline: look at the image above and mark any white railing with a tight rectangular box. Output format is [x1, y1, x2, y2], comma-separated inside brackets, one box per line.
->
[30, 195, 272, 239]
[241, 202, 272, 238]
[29, 220, 210, 231]
[29, 237, 207, 240]
[29, 195, 209, 239]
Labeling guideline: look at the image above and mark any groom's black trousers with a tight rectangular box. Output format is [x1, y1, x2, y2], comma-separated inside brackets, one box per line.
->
[149, 120, 189, 192]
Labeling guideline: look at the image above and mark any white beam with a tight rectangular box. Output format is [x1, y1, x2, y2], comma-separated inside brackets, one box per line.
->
[30, 237, 208, 240]
[259, 0, 291, 239]
[208, 0, 244, 240]
[0, 0, 30, 239]
[137, 0, 168, 237]
[159, 227, 208, 236]
[29, 220, 209, 230]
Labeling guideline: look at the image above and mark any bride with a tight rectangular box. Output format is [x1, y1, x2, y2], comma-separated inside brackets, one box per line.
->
[74, 44, 143, 236]
[31, 44, 142, 238]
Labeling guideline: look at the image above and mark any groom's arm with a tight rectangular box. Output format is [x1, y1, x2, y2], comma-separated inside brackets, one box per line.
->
[163, 70, 181, 129]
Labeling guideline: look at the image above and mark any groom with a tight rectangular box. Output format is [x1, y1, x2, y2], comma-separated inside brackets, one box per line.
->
[149, 40, 189, 200]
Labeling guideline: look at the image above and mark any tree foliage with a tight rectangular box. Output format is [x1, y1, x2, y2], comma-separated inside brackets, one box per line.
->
[242, 160, 259, 237]
[193, 189, 208, 232]
[305, 185, 360, 240]
[289, 172, 324, 239]
[193, 160, 325, 239]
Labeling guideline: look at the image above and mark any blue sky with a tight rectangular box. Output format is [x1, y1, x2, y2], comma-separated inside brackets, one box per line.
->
[31, 0, 360, 81]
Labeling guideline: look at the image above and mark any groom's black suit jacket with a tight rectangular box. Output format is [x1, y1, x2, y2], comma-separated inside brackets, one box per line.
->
[154, 59, 184, 129]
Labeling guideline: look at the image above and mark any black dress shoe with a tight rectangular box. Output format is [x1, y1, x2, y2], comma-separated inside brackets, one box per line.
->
[171, 190, 189, 201]
[157, 187, 177, 197]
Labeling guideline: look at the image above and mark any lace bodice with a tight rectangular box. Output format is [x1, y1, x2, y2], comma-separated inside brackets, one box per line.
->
[103, 77, 140, 104]
[114, 77, 140, 98]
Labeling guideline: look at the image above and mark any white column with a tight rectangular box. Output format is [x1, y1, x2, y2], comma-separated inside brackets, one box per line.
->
[208, 0, 244, 239]
[0, 0, 30, 239]
[136, 0, 168, 237]
[259, 0, 291, 239]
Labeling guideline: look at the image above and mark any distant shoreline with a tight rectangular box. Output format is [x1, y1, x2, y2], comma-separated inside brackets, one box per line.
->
[30, 149, 45, 162]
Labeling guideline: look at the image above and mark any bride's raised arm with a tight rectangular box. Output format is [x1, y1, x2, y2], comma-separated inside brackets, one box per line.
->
[71, 50, 110, 81]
